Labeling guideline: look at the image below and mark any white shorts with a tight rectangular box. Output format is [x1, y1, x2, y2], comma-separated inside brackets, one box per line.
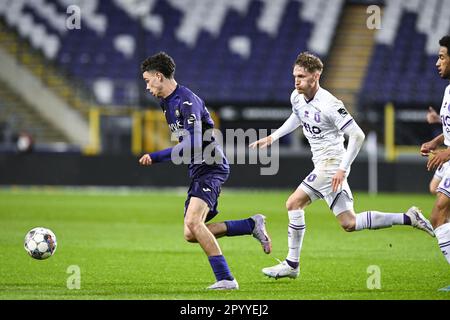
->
[436, 161, 450, 197]
[299, 164, 354, 216]
[433, 161, 450, 180]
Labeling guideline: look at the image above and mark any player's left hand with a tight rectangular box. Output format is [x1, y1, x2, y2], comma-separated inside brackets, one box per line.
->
[332, 169, 346, 192]
[139, 154, 153, 166]
[427, 149, 450, 171]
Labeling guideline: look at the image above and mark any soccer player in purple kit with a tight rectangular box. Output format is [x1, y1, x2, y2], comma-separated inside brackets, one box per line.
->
[138, 52, 271, 290]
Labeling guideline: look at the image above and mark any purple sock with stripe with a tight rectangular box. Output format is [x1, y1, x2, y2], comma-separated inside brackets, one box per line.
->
[208, 255, 234, 281]
[224, 218, 255, 236]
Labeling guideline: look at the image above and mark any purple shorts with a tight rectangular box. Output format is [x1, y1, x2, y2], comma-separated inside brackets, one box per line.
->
[184, 173, 228, 222]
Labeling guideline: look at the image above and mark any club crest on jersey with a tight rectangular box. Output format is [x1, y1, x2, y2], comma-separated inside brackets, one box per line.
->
[175, 109, 180, 117]
[337, 107, 348, 118]
[314, 112, 321, 123]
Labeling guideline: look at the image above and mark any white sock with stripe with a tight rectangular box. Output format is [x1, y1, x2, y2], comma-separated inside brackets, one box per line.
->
[355, 211, 405, 230]
[286, 209, 306, 265]
[435, 223, 450, 264]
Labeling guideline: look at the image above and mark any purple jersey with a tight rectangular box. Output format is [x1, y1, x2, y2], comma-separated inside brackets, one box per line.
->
[150, 85, 229, 178]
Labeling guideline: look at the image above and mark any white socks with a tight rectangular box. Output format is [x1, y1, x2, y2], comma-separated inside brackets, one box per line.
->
[355, 211, 404, 230]
[435, 222, 450, 264]
[287, 209, 306, 263]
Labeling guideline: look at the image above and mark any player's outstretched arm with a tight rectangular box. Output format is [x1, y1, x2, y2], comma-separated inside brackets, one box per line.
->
[250, 112, 301, 149]
[332, 121, 365, 192]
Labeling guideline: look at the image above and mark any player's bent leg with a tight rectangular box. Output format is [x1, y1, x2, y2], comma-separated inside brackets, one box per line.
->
[183, 224, 197, 243]
[184, 197, 221, 256]
[353, 206, 434, 236]
[208, 214, 272, 254]
[185, 197, 238, 289]
[336, 210, 356, 232]
[184, 223, 227, 243]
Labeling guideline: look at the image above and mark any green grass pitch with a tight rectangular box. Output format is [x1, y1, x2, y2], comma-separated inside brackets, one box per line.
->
[0, 188, 449, 300]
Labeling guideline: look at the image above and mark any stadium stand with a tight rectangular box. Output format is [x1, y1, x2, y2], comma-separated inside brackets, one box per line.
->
[0, 78, 69, 146]
[0, 0, 344, 106]
[360, 0, 450, 110]
[1, 0, 449, 150]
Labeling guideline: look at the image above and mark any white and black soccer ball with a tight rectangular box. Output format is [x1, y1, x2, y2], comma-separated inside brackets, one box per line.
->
[24, 227, 57, 260]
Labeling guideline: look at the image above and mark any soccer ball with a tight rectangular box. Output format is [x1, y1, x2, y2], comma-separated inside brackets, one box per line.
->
[24, 227, 57, 260]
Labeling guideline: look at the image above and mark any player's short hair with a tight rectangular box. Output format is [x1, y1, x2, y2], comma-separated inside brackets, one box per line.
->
[439, 36, 450, 56]
[141, 52, 176, 79]
[294, 52, 323, 73]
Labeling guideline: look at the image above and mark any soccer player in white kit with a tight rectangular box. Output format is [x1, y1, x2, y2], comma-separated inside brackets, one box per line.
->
[250, 52, 435, 279]
[420, 35, 450, 265]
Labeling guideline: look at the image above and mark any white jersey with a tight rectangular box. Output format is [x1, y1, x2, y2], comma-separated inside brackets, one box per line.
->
[290, 87, 354, 165]
[440, 84, 450, 146]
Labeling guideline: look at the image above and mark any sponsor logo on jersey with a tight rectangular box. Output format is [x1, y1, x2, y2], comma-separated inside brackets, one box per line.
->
[202, 188, 211, 192]
[187, 114, 197, 125]
[302, 122, 322, 135]
[337, 107, 348, 117]
[183, 101, 193, 106]
[168, 120, 183, 132]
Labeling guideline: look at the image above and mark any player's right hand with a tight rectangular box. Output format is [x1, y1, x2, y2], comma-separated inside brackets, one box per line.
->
[249, 136, 273, 149]
[139, 154, 152, 166]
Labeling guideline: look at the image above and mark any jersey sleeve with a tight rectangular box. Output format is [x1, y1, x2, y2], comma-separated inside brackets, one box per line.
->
[326, 102, 354, 131]
[270, 90, 303, 141]
[149, 147, 172, 163]
[338, 121, 365, 171]
[271, 112, 302, 142]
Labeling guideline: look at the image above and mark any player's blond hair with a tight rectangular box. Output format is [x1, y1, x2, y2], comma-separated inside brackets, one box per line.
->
[294, 52, 323, 74]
